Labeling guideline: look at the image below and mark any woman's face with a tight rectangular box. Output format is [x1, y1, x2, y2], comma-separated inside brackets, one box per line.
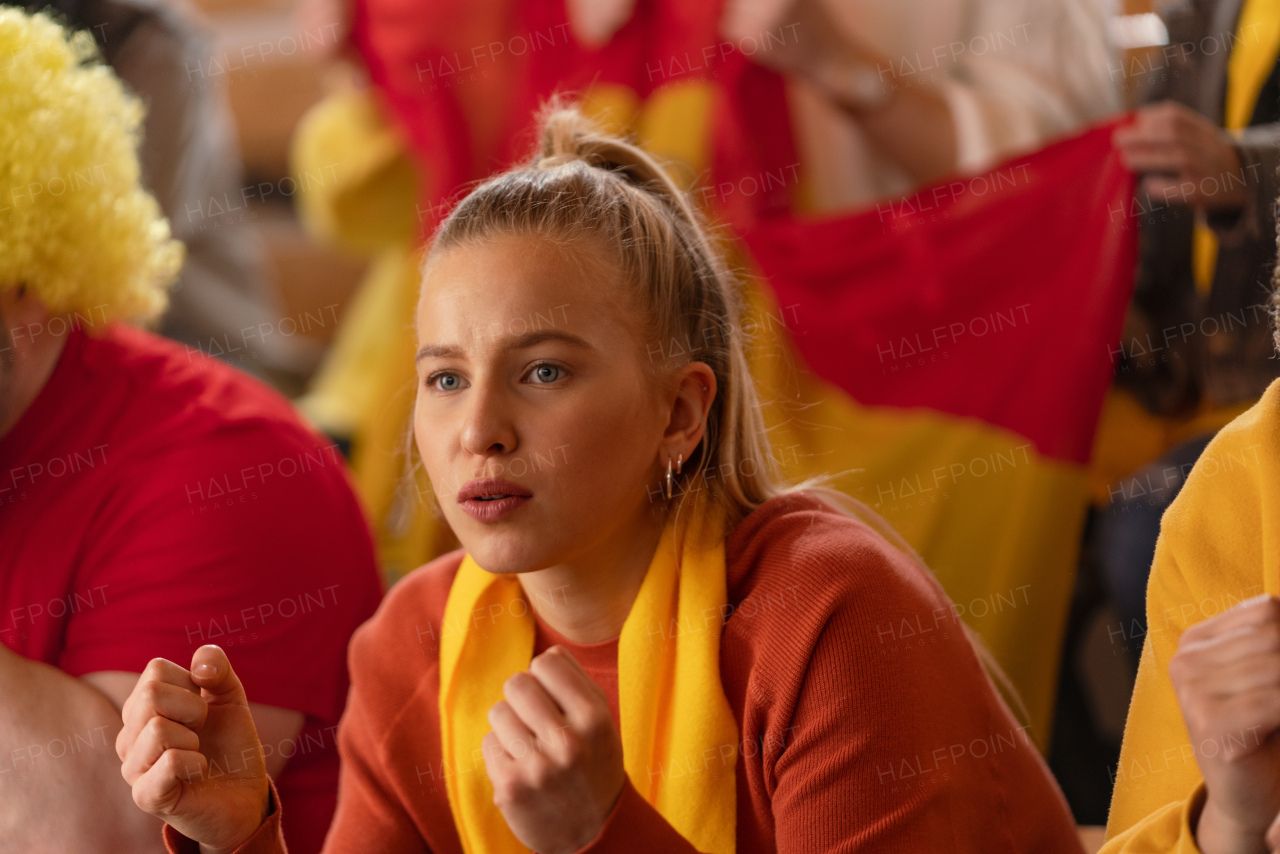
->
[414, 233, 671, 574]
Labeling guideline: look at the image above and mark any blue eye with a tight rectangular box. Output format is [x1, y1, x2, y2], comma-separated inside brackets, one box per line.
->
[427, 372, 463, 391]
[530, 364, 561, 383]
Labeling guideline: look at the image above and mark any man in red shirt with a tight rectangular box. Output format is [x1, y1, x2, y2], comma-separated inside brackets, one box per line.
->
[0, 9, 382, 853]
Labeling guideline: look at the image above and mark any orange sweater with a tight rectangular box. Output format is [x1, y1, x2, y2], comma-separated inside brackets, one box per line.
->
[165, 492, 1082, 853]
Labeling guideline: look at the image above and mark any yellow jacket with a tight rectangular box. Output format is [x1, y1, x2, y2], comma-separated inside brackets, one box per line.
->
[1102, 379, 1280, 851]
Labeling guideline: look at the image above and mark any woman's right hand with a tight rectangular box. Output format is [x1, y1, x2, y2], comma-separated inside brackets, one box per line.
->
[116, 645, 271, 854]
[1169, 596, 1280, 854]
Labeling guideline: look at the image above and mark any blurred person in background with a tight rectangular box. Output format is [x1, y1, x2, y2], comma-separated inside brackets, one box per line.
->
[1088, 1, 1280, 848]
[1094, 0, 1280, 667]
[7, 0, 317, 388]
[0, 9, 381, 853]
[719, 0, 1121, 210]
[1098, 276, 1280, 851]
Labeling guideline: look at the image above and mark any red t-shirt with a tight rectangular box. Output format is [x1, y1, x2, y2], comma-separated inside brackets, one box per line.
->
[0, 323, 383, 854]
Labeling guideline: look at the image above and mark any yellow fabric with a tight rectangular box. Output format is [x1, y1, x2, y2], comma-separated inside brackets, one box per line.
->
[1191, 219, 1218, 297]
[290, 87, 419, 255]
[1087, 389, 1254, 507]
[734, 256, 1084, 747]
[290, 87, 420, 441]
[636, 80, 713, 186]
[342, 260, 446, 589]
[289, 87, 446, 589]
[1100, 379, 1280, 850]
[1225, 0, 1280, 134]
[1102, 783, 1209, 853]
[1191, 0, 1280, 294]
[579, 83, 642, 137]
[1087, 390, 1175, 506]
[438, 498, 737, 854]
[298, 245, 419, 439]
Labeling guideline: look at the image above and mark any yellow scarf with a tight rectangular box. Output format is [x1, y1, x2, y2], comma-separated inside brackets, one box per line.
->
[1191, 0, 1280, 293]
[438, 498, 738, 853]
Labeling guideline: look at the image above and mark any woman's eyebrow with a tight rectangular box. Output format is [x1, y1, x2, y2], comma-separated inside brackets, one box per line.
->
[415, 330, 595, 362]
[508, 329, 594, 351]
[415, 344, 459, 361]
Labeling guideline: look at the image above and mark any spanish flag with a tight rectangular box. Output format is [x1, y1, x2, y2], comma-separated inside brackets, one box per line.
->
[311, 0, 1137, 748]
[728, 87, 1137, 749]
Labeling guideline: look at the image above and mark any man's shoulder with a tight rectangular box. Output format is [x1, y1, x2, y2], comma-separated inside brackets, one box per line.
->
[96, 324, 302, 424]
[1139, 382, 1280, 650]
[85, 324, 334, 469]
[50, 326, 362, 552]
[1167, 380, 1279, 524]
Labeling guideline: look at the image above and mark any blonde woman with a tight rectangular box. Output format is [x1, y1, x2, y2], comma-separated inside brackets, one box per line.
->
[117, 107, 1083, 853]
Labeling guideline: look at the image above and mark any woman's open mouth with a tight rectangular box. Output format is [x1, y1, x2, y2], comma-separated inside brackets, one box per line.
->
[457, 478, 532, 522]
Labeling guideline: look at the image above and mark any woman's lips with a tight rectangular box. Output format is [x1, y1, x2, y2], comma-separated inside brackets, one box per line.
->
[458, 494, 531, 522]
[456, 477, 531, 521]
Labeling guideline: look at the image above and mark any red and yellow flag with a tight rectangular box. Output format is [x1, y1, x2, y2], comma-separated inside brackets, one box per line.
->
[732, 111, 1138, 746]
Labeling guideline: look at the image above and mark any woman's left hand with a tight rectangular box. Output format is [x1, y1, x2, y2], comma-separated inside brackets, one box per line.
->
[483, 646, 625, 854]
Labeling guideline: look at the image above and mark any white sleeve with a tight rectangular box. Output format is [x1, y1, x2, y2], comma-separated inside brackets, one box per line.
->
[942, 0, 1124, 173]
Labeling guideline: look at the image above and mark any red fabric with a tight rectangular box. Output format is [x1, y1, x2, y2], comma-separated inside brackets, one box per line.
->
[740, 119, 1139, 465]
[166, 491, 1084, 853]
[0, 323, 382, 854]
[533, 613, 621, 732]
[349, 0, 736, 230]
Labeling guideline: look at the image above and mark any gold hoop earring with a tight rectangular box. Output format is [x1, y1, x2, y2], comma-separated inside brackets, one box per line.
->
[676, 453, 683, 475]
[665, 455, 673, 500]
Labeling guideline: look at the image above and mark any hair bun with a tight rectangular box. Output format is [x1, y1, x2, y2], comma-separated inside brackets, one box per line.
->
[533, 101, 695, 222]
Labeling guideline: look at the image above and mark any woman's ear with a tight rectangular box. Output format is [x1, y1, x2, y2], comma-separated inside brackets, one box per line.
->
[662, 361, 717, 458]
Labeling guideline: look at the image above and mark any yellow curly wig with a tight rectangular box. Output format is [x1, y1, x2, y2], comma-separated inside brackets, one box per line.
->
[0, 8, 182, 324]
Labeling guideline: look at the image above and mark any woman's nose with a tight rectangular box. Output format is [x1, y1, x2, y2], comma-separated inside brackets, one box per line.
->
[458, 379, 517, 457]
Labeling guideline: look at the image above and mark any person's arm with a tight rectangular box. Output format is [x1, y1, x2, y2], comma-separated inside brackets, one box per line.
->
[1101, 593, 1280, 854]
[926, 0, 1122, 172]
[764, 579, 1081, 851]
[564, 777, 703, 853]
[118, 649, 277, 854]
[1100, 416, 1276, 852]
[1100, 543, 1221, 850]
[1111, 105, 1280, 251]
[0, 644, 164, 853]
[0, 646, 306, 854]
[720, 0, 955, 185]
[723, 0, 1120, 184]
[817, 69, 959, 188]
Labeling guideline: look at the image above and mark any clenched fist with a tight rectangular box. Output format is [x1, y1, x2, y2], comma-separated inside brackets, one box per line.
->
[482, 646, 626, 854]
[116, 645, 271, 854]
[1170, 596, 1280, 854]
